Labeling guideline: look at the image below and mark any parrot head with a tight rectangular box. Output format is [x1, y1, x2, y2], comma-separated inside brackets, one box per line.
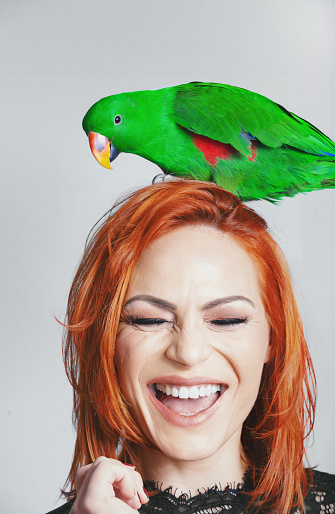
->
[82, 93, 141, 169]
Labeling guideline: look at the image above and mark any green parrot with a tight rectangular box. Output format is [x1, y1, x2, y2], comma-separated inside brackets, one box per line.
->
[82, 82, 335, 202]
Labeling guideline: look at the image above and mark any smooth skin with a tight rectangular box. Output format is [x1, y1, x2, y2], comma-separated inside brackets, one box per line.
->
[71, 457, 148, 513]
[73, 226, 270, 512]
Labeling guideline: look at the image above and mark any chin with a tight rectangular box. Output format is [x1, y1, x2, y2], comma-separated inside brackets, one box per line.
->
[142, 407, 242, 464]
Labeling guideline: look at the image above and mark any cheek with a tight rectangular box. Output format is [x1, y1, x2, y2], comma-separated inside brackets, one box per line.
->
[115, 332, 130, 371]
[231, 345, 269, 418]
[232, 323, 270, 387]
[115, 330, 138, 394]
[238, 357, 266, 391]
[115, 327, 161, 394]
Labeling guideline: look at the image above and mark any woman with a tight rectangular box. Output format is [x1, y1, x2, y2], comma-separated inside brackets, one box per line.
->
[48, 180, 335, 513]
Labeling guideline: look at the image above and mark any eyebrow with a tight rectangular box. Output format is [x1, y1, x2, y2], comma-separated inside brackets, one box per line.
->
[124, 295, 177, 312]
[202, 296, 255, 310]
[124, 294, 254, 311]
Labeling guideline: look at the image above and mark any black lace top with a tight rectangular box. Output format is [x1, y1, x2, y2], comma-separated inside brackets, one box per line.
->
[46, 469, 335, 514]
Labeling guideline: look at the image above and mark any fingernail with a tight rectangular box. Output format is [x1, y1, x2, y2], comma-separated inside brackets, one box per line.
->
[137, 492, 142, 503]
[143, 487, 149, 499]
[123, 462, 135, 467]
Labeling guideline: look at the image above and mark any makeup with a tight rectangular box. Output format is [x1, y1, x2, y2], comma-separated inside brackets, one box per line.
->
[147, 376, 228, 428]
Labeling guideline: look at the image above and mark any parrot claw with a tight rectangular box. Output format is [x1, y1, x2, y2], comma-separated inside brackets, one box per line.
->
[152, 173, 183, 184]
[152, 173, 167, 184]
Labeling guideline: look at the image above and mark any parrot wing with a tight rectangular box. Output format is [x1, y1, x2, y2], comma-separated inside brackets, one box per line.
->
[172, 82, 335, 159]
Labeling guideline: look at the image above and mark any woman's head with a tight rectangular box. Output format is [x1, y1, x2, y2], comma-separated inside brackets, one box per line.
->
[115, 224, 271, 465]
[63, 180, 315, 510]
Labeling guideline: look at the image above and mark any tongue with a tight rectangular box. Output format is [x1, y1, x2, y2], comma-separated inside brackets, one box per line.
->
[156, 390, 219, 415]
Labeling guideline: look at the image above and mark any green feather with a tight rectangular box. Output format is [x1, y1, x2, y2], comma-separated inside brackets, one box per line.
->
[82, 82, 335, 202]
[173, 82, 335, 156]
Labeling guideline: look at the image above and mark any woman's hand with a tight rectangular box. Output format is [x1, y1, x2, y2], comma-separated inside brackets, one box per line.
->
[71, 457, 149, 513]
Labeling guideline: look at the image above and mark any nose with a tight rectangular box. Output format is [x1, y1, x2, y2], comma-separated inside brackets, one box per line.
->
[165, 323, 212, 368]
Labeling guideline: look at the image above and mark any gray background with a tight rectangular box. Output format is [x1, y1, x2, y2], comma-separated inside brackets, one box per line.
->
[1, 1, 334, 513]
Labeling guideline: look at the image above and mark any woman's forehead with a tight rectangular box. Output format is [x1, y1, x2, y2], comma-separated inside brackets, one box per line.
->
[126, 226, 262, 306]
[134, 225, 253, 269]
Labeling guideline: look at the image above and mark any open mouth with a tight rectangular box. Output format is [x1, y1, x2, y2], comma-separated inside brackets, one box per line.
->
[149, 382, 226, 417]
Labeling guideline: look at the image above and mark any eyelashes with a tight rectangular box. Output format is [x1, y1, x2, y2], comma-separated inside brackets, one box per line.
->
[126, 316, 169, 326]
[210, 317, 248, 326]
[125, 316, 248, 328]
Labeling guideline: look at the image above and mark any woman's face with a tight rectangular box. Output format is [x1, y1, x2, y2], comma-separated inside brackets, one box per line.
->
[116, 225, 270, 462]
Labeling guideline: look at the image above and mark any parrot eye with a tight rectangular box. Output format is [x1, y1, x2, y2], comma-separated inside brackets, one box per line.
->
[114, 115, 122, 125]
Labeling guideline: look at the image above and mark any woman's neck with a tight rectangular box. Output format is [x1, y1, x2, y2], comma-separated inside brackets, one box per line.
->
[138, 435, 248, 497]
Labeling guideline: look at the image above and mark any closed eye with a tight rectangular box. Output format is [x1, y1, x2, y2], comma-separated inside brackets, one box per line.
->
[210, 317, 247, 326]
[127, 316, 169, 326]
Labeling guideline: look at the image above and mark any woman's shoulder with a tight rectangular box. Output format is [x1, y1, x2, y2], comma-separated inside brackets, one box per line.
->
[45, 501, 74, 514]
[311, 468, 335, 486]
[303, 469, 335, 512]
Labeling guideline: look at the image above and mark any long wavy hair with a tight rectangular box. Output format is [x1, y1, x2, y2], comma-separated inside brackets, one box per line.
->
[62, 180, 316, 513]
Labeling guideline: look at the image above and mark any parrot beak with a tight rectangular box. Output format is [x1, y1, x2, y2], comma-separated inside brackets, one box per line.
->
[88, 132, 119, 169]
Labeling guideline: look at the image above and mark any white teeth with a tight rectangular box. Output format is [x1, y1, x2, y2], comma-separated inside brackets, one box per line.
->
[171, 386, 179, 397]
[189, 386, 199, 399]
[155, 383, 221, 399]
[179, 387, 188, 399]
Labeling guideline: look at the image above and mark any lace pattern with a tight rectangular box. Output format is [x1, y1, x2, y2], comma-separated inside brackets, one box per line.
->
[139, 470, 335, 514]
[303, 470, 335, 514]
[140, 473, 252, 514]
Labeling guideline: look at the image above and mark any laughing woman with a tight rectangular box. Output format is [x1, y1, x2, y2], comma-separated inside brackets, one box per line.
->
[48, 181, 335, 514]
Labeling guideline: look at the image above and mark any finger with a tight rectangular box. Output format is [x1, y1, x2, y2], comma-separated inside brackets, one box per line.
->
[76, 457, 110, 494]
[75, 458, 146, 511]
[75, 463, 94, 492]
[72, 494, 140, 514]
[114, 467, 148, 508]
[85, 459, 141, 508]
[133, 470, 149, 505]
[112, 470, 141, 509]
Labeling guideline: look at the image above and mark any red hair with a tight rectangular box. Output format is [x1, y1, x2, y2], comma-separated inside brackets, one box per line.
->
[62, 180, 316, 512]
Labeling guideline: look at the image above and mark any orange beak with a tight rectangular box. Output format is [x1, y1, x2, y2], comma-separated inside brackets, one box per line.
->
[88, 131, 112, 169]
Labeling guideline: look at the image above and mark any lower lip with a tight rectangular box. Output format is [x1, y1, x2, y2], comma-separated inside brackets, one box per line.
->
[148, 386, 226, 428]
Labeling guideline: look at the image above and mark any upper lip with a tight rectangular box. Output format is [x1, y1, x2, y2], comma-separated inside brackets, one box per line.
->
[148, 375, 226, 386]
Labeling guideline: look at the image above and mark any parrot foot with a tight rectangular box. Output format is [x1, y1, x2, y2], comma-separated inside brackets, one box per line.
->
[152, 173, 166, 183]
[152, 173, 176, 184]
[152, 173, 184, 184]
